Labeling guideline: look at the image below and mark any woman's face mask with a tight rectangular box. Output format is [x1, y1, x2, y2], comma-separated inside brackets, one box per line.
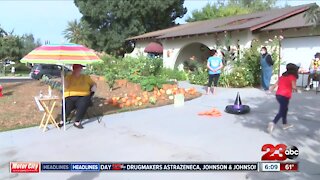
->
[261, 50, 266, 55]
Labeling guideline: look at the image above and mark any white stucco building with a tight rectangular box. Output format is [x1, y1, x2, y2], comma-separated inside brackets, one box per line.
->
[127, 3, 320, 83]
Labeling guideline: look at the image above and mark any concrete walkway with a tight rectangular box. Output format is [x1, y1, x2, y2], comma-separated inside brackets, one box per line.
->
[0, 82, 319, 180]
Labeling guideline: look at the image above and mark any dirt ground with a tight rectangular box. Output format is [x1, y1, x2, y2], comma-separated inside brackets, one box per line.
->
[0, 76, 201, 131]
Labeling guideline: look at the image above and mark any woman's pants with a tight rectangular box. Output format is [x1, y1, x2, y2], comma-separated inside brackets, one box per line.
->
[208, 74, 220, 87]
[62, 95, 91, 123]
[273, 95, 289, 125]
[261, 67, 272, 90]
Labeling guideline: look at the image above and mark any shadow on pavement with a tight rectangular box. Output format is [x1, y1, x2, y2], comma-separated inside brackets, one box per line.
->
[229, 92, 320, 179]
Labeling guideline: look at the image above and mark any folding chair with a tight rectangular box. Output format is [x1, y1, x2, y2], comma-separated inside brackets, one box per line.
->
[66, 92, 102, 124]
[314, 74, 320, 94]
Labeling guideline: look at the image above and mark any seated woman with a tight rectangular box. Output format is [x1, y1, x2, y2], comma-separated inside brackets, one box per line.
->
[305, 53, 320, 90]
[58, 64, 97, 129]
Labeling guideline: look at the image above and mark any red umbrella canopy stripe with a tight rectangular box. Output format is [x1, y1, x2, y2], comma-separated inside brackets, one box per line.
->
[144, 42, 163, 54]
[21, 43, 102, 65]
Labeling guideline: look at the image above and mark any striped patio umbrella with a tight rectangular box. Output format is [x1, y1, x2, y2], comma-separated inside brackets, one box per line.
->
[21, 43, 102, 65]
[20, 43, 103, 131]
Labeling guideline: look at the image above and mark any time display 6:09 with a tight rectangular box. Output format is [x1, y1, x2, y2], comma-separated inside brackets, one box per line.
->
[261, 162, 280, 172]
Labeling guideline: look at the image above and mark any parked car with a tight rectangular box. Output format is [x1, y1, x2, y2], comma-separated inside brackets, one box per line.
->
[30, 64, 71, 80]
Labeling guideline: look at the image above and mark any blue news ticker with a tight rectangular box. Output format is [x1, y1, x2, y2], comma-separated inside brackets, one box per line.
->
[41, 163, 100, 172]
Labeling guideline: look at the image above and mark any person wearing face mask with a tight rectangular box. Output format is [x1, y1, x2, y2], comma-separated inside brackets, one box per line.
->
[260, 47, 274, 92]
[58, 64, 97, 129]
[305, 53, 320, 91]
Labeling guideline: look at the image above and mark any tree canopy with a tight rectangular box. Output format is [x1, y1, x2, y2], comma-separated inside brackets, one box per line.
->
[0, 26, 41, 62]
[73, 0, 187, 55]
[304, 3, 320, 26]
[63, 19, 90, 47]
[187, 0, 276, 22]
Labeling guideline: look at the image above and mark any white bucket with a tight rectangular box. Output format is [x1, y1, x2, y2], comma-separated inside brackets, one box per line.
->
[174, 94, 184, 107]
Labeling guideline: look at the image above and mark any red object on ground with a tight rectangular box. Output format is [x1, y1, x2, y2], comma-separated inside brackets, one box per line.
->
[0, 85, 3, 97]
[198, 108, 221, 117]
[144, 42, 163, 53]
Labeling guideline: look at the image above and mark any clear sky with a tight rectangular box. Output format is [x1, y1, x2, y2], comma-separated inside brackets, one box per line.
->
[0, 0, 319, 44]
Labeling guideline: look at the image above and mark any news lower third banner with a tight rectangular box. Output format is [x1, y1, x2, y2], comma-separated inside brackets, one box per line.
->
[9, 162, 298, 173]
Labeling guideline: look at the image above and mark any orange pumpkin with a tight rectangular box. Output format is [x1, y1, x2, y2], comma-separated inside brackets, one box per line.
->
[177, 88, 184, 94]
[121, 98, 127, 103]
[131, 99, 137, 104]
[107, 98, 113, 104]
[160, 89, 165, 94]
[142, 91, 148, 96]
[142, 98, 148, 103]
[118, 103, 124, 108]
[125, 101, 131, 107]
[153, 90, 158, 95]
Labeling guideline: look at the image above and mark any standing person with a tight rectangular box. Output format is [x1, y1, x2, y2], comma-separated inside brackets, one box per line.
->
[305, 52, 320, 91]
[206, 49, 223, 95]
[260, 47, 274, 92]
[58, 64, 97, 129]
[267, 63, 299, 133]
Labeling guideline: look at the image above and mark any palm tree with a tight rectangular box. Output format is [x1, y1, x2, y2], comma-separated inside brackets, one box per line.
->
[0, 25, 8, 37]
[304, 4, 320, 26]
[63, 20, 89, 46]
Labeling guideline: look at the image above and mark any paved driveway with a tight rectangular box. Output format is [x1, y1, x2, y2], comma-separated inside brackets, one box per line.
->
[1, 82, 319, 180]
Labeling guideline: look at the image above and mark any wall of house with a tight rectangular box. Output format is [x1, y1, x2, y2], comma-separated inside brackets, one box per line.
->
[126, 29, 253, 69]
[125, 40, 152, 58]
[173, 43, 210, 69]
[256, 27, 320, 42]
[256, 27, 320, 86]
[161, 35, 214, 68]
[162, 30, 252, 68]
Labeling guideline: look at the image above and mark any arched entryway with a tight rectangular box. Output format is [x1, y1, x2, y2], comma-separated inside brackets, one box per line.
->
[175, 42, 211, 70]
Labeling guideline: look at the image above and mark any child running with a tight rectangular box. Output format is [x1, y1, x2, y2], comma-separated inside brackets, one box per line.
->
[267, 63, 299, 133]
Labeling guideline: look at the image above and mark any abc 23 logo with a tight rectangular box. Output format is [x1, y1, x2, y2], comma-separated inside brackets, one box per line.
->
[261, 144, 299, 161]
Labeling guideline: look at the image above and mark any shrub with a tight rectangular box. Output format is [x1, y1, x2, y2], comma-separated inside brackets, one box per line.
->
[104, 69, 117, 91]
[139, 76, 167, 91]
[188, 69, 208, 86]
[239, 41, 261, 86]
[89, 55, 118, 76]
[14, 63, 30, 72]
[160, 68, 187, 81]
[219, 71, 231, 87]
[40, 75, 62, 91]
[183, 60, 205, 72]
[227, 67, 254, 87]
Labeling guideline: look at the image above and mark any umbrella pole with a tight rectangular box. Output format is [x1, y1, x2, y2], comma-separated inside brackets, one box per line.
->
[62, 65, 66, 131]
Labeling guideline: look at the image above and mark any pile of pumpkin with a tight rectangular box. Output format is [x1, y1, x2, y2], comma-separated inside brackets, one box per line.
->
[106, 87, 198, 108]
